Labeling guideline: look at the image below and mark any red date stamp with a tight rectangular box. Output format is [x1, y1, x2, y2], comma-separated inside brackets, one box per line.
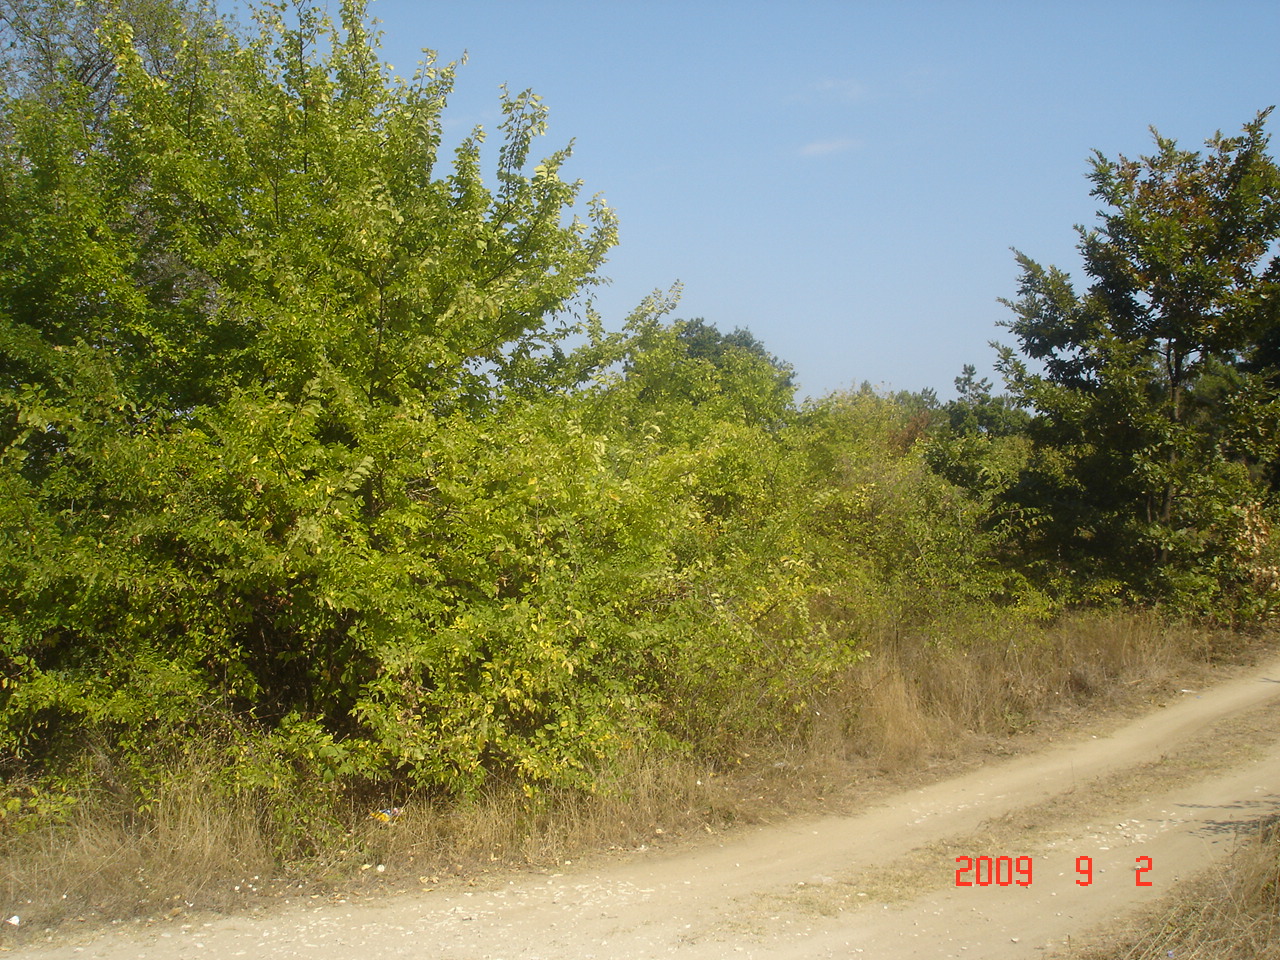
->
[954, 855, 1154, 887]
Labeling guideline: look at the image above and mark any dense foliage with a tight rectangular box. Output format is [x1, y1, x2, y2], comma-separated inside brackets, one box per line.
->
[1, 0, 1276, 855]
[985, 112, 1280, 613]
[0, 1, 1004, 825]
[0, 0, 624, 800]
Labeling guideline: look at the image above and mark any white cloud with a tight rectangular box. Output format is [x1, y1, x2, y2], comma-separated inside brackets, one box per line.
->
[799, 137, 860, 157]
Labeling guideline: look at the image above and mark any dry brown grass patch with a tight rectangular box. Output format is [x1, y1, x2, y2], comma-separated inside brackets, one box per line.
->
[0, 767, 274, 937]
[803, 610, 1223, 775]
[1060, 816, 1280, 960]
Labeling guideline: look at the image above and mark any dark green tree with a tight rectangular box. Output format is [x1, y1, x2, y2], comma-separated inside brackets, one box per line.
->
[923, 366, 1032, 528]
[594, 312, 796, 441]
[674, 318, 794, 387]
[997, 110, 1280, 609]
[945, 364, 1028, 438]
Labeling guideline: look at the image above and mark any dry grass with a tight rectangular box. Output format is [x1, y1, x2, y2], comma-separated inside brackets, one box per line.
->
[0, 762, 275, 936]
[1063, 816, 1280, 960]
[0, 750, 733, 939]
[351, 751, 722, 879]
[822, 609, 1221, 772]
[0, 609, 1265, 945]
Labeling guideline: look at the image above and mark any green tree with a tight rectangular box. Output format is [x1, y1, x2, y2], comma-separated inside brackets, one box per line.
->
[586, 307, 797, 443]
[674, 317, 794, 387]
[923, 367, 1033, 545]
[0, 1, 864, 810]
[945, 364, 1027, 438]
[0, 0, 621, 794]
[997, 111, 1280, 609]
[0, 0, 223, 127]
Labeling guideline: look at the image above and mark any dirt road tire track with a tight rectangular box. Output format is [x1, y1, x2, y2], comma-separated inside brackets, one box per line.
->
[9, 656, 1280, 959]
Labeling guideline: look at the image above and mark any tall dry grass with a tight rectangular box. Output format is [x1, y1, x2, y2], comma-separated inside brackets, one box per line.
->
[821, 609, 1218, 771]
[1, 761, 275, 935]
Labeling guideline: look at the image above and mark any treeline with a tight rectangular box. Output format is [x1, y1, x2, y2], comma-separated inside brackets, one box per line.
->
[0, 0, 1276, 845]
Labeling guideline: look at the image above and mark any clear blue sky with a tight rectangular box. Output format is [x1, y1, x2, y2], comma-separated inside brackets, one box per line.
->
[361, 0, 1279, 400]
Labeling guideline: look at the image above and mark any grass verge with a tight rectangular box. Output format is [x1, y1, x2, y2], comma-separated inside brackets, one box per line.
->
[0, 609, 1270, 946]
[1061, 815, 1280, 960]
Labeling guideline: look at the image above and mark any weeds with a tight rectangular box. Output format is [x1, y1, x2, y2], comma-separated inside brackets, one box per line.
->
[0, 765, 274, 932]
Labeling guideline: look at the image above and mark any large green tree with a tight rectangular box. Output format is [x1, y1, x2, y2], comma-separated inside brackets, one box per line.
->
[0, 0, 626, 793]
[997, 111, 1280, 609]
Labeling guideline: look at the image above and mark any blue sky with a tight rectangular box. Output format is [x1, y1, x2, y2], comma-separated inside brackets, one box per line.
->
[362, 0, 1280, 400]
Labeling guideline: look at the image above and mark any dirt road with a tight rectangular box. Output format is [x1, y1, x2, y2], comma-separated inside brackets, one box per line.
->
[10, 657, 1280, 960]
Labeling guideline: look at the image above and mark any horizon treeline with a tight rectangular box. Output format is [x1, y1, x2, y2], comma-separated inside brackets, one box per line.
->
[1, 0, 1277, 844]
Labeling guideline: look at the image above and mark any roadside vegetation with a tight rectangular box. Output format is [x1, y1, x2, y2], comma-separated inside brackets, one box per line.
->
[0, 0, 1278, 947]
[1065, 815, 1280, 960]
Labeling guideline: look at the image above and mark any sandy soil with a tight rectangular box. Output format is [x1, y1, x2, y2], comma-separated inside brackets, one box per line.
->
[8, 655, 1280, 960]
